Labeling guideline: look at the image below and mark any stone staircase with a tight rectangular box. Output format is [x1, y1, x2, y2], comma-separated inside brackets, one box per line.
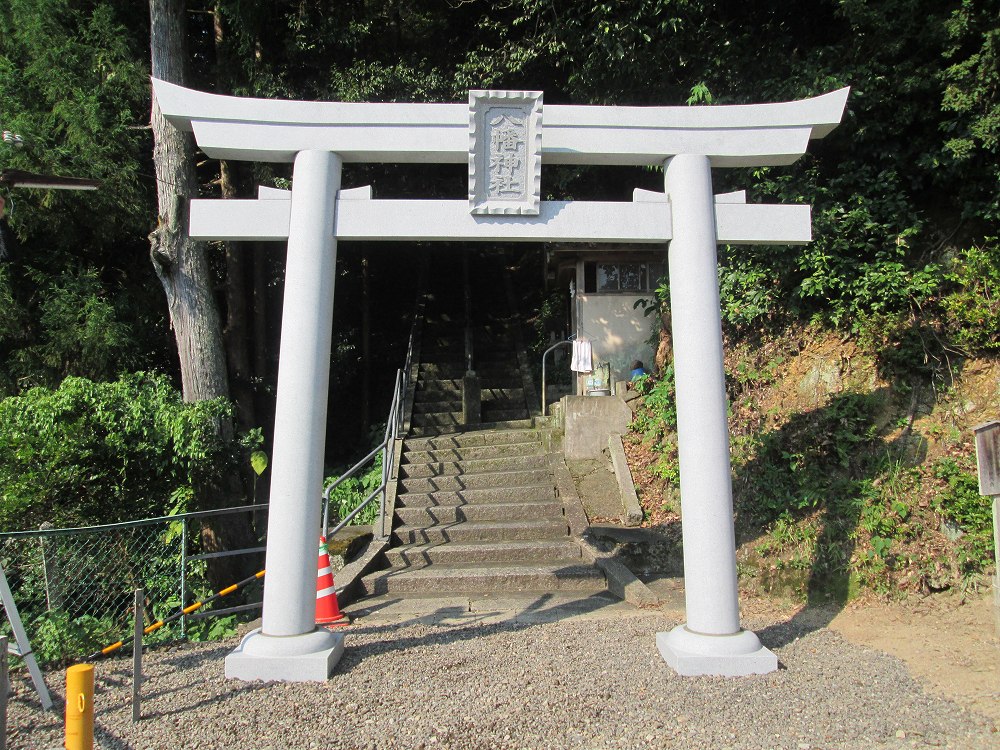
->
[361, 427, 605, 596]
[410, 322, 531, 436]
[360, 249, 606, 598]
[409, 250, 533, 437]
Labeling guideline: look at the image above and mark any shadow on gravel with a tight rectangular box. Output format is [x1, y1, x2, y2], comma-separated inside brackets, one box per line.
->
[95, 723, 137, 750]
[334, 592, 621, 674]
[140, 681, 265, 719]
[756, 603, 851, 652]
[158, 644, 233, 669]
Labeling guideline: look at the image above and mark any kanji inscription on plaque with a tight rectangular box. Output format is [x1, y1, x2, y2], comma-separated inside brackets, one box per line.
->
[469, 90, 542, 215]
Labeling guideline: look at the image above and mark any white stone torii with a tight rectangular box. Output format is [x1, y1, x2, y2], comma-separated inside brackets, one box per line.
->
[153, 79, 848, 682]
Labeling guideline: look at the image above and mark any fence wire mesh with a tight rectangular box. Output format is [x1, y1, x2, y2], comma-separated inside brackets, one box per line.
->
[0, 505, 266, 667]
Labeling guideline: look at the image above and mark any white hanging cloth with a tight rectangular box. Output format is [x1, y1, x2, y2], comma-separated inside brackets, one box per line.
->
[571, 339, 593, 373]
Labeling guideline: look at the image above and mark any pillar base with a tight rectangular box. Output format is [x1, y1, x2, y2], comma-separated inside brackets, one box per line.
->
[225, 627, 344, 682]
[657, 624, 777, 677]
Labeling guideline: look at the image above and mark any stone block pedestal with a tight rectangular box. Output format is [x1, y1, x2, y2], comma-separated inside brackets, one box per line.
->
[225, 628, 344, 682]
[656, 625, 777, 677]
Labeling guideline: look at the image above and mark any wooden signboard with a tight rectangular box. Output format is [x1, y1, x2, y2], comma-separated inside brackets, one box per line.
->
[974, 420, 1000, 496]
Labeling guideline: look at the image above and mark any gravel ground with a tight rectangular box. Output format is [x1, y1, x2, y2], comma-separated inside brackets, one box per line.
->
[6, 609, 997, 750]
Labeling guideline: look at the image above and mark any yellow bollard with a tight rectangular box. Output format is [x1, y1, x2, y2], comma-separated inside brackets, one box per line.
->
[64, 663, 94, 750]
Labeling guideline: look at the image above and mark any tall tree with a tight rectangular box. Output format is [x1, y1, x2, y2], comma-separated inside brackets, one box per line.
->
[148, 0, 230, 405]
[150, 0, 259, 590]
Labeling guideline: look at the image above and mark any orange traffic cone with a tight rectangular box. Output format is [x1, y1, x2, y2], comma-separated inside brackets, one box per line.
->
[316, 536, 349, 626]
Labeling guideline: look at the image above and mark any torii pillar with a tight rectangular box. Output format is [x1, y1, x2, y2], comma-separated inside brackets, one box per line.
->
[656, 154, 776, 675]
[225, 150, 345, 681]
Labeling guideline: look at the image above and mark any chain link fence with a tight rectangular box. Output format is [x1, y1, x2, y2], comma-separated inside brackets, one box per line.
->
[0, 505, 267, 667]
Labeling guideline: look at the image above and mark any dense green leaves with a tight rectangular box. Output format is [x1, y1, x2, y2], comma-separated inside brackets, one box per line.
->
[0, 0, 151, 243]
[1, 0, 165, 397]
[0, 373, 246, 530]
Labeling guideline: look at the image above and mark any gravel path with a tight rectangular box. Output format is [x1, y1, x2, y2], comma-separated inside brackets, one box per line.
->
[6, 607, 997, 750]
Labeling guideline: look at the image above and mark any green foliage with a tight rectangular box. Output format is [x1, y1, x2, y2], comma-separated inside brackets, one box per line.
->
[184, 613, 238, 643]
[738, 392, 881, 524]
[325, 452, 383, 528]
[628, 369, 680, 488]
[630, 369, 677, 441]
[0, 0, 151, 241]
[718, 248, 793, 330]
[250, 450, 268, 477]
[28, 610, 118, 666]
[0, 372, 245, 530]
[931, 457, 994, 574]
[939, 0, 1000, 222]
[0, 0, 166, 395]
[940, 239, 1000, 352]
[932, 458, 991, 530]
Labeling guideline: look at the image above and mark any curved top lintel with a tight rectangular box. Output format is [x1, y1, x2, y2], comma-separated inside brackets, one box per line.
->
[152, 78, 849, 165]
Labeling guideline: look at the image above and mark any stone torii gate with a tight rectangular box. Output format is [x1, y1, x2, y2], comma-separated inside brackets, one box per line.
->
[153, 80, 848, 682]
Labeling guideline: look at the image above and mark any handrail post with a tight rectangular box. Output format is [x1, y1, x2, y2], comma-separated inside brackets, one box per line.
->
[542, 352, 548, 416]
[541, 340, 573, 416]
[1, 635, 8, 749]
[132, 589, 143, 723]
[462, 370, 481, 425]
[463, 254, 474, 372]
[180, 521, 187, 639]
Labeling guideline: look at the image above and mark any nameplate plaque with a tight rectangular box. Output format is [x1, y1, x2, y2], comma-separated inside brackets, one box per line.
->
[469, 90, 542, 215]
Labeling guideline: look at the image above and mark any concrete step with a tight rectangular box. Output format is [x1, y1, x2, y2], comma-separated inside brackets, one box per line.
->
[407, 419, 537, 438]
[395, 500, 564, 526]
[421, 340, 464, 351]
[400, 468, 552, 493]
[411, 404, 529, 422]
[419, 352, 464, 362]
[420, 363, 520, 381]
[481, 387, 525, 401]
[480, 388, 524, 404]
[395, 484, 557, 507]
[402, 441, 544, 464]
[479, 376, 525, 389]
[392, 518, 568, 545]
[384, 539, 582, 567]
[418, 377, 463, 389]
[414, 387, 525, 406]
[480, 408, 530, 422]
[412, 400, 463, 414]
[404, 428, 549, 452]
[399, 453, 550, 479]
[362, 562, 606, 596]
[410, 412, 463, 429]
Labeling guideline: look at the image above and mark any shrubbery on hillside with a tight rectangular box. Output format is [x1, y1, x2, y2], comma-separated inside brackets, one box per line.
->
[0, 372, 252, 531]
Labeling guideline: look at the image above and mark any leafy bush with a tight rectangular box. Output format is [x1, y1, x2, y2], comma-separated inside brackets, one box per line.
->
[940, 240, 1000, 353]
[737, 392, 881, 524]
[718, 248, 792, 330]
[630, 368, 676, 435]
[324, 451, 383, 528]
[28, 610, 119, 666]
[932, 457, 994, 574]
[0, 372, 244, 530]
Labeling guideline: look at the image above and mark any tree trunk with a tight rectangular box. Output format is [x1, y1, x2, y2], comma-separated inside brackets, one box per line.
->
[654, 309, 673, 376]
[221, 167, 256, 434]
[150, 0, 259, 592]
[149, 0, 230, 406]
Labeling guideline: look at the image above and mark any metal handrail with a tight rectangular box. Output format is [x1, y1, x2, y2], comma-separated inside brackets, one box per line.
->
[541, 339, 574, 416]
[463, 254, 474, 372]
[321, 368, 405, 539]
[321, 277, 425, 542]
